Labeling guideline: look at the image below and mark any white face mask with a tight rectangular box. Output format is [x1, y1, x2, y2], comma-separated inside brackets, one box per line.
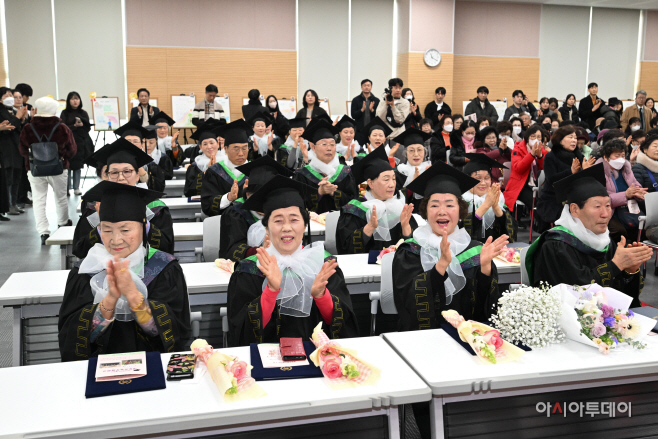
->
[499, 134, 508, 140]
[405, 95, 413, 101]
[529, 138, 539, 147]
[444, 124, 453, 132]
[631, 125, 640, 132]
[608, 157, 625, 170]
[269, 102, 277, 109]
[513, 126, 522, 135]
[3, 97, 14, 107]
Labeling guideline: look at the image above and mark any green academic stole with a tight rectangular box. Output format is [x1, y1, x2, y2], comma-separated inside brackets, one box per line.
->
[401, 238, 482, 271]
[525, 225, 610, 285]
[298, 164, 349, 185]
[209, 161, 247, 186]
[232, 197, 259, 225]
[342, 197, 368, 221]
[146, 199, 166, 216]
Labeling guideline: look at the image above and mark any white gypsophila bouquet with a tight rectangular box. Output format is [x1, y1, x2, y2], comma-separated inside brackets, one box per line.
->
[490, 282, 566, 348]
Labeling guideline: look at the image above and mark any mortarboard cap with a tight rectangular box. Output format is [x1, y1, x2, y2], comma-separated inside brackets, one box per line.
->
[463, 153, 507, 176]
[83, 181, 163, 224]
[392, 127, 432, 147]
[114, 120, 149, 139]
[246, 110, 273, 127]
[241, 175, 312, 217]
[216, 119, 250, 145]
[364, 117, 393, 138]
[190, 118, 222, 142]
[300, 119, 339, 143]
[407, 160, 479, 198]
[150, 111, 175, 126]
[349, 144, 393, 184]
[236, 155, 293, 194]
[287, 117, 307, 129]
[554, 163, 608, 205]
[336, 115, 356, 131]
[88, 138, 153, 170]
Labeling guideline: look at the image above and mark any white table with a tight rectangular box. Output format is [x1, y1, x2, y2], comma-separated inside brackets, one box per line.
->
[0, 337, 431, 439]
[76, 196, 202, 220]
[173, 167, 186, 176]
[383, 329, 658, 438]
[0, 254, 380, 366]
[46, 222, 205, 269]
[164, 179, 185, 197]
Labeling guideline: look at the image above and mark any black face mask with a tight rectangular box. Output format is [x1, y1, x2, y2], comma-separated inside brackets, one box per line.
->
[543, 123, 552, 131]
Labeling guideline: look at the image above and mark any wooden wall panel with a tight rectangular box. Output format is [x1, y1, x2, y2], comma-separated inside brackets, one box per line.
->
[127, 47, 297, 123]
[0, 44, 7, 87]
[397, 53, 409, 90]
[404, 52, 454, 115]
[639, 62, 658, 99]
[453, 56, 540, 115]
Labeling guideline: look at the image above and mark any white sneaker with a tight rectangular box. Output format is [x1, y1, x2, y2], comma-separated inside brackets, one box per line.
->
[74, 189, 82, 195]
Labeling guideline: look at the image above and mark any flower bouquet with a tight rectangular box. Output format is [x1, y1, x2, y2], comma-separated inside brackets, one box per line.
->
[309, 323, 380, 389]
[550, 284, 655, 355]
[190, 339, 266, 402]
[376, 239, 404, 264]
[442, 310, 525, 364]
[309, 212, 327, 225]
[490, 283, 566, 348]
[495, 246, 521, 264]
[214, 258, 235, 273]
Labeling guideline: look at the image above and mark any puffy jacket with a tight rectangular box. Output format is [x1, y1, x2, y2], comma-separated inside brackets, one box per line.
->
[504, 140, 547, 211]
[18, 116, 76, 171]
[596, 157, 641, 214]
[632, 151, 658, 193]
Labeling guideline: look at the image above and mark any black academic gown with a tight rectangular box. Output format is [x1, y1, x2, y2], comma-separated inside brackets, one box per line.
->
[201, 161, 247, 217]
[184, 163, 204, 198]
[462, 206, 518, 243]
[293, 163, 357, 214]
[184, 145, 201, 162]
[58, 249, 191, 361]
[248, 136, 281, 162]
[158, 154, 174, 180]
[218, 197, 260, 262]
[144, 161, 167, 193]
[393, 239, 501, 331]
[72, 199, 175, 258]
[336, 196, 418, 254]
[227, 252, 359, 347]
[528, 227, 644, 307]
[394, 168, 424, 213]
[167, 146, 186, 168]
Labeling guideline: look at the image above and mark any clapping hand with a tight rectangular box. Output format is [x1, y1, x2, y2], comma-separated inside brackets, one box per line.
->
[267, 132, 274, 150]
[612, 236, 653, 274]
[434, 229, 452, 275]
[227, 179, 240, 201]
[0, 120, 15, 131]
[571, 157, 581, 174]
[318, 176, 337, 196]
[257, 248, 281, 291]
[311, 261, 338, 298]
[388, 143, 399, 157]
[480, 234, 510, 276]
[363, 205, 378, 237]
[400, 203, 414, 237]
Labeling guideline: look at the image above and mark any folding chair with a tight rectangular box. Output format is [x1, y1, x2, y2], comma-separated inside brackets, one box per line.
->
[519, 247, 530, 285]
[194, 215, 222, 262]
[369, 252, 397, 336]
[323, 211, 340, 255]
[638, 192, 658, 275]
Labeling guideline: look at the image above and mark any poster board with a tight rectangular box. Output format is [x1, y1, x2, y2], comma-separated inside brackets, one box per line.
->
[319, 98, 330, 115]
[55, 100, 66, 118]
[277, 98, 297, 119]
[462, 98, 507, 121]
[215, 94, 231, 123]
[171, 95, 196, 128]
[91, 97, 121, 131]
[131, 98, 158, 108]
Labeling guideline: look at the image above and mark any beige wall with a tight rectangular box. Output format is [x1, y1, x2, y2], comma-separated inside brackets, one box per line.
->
[397, 0, 410, 55]
[409, 0, 453, 54]
[643, 10, 658, 62]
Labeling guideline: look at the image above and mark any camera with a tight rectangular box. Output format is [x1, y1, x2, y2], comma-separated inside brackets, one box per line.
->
[384, 88, 393, 102]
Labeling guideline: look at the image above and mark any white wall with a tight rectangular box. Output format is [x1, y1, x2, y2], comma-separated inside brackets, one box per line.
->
[350, 0, 394, 105]
[538, 5, 590, 99]
[588, 8, 641, 100]
[54, 0, 124, 114]
[5, 0, 57, 98]
[298, 0, 349, 116]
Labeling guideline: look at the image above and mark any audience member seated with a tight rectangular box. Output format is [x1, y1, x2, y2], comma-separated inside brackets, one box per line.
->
[423, 86, 452, 126]
[621, 90, 649, 132]
[227, 176, 358, 346]
[632, 135, 658, 194]
[142, 126, 172, 191]
[264, 95, 290, 139]
[401, 87, 422, 128]
[445, 120, 478, 170]
[596, 139, 647, 243]
[464, 86, 499, 123]
[293, 119, 356, 214]
[276, 117, 309, 170]
[393, 128, 432, 212]
[470, 126, 511, 182]
[428, 114, 455, 164]
[559, 94, 580, 123]
[150, 111, 184, 167]
[184, 122, 223, 198]
[247, 110, 280, 160]
[335, 115, 362, 164]
[503, 89, 531, 121]
[59, 182, 190, 361]
[527, 164, 651, 308]
[336, 146, 416, 254]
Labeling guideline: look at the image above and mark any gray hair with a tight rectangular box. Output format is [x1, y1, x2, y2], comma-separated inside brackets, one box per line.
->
[636, 90, 647, 97]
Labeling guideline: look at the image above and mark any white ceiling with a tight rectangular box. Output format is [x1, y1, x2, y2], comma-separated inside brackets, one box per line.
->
[459, 0, 658, 10]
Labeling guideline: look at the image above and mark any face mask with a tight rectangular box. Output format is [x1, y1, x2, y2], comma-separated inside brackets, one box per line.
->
[631, 125, 640, 132]
[499, 134, 508, 140]
[444, 124, 453, 132]
[405, 95, 413, 101]
[3, 97, 14, 107]
[609, 157, 625, 170]
[632, 143, 640, 150]
[513, 126, 522, 135]
[542, 123, 551, 131]
[269, 102, 277, 109]
[529, 138, 539, 147]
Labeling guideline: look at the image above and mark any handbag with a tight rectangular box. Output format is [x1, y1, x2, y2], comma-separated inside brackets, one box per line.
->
[28, 122, 63, 176]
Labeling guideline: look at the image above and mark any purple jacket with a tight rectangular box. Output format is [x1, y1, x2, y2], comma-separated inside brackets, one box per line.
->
[595, 157, 642, 212]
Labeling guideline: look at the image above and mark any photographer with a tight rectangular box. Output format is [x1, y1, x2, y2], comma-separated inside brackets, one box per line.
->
[375, 78, 410, 140]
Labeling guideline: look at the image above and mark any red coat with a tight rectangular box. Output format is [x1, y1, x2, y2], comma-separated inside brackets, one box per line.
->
[505, 140, 547, 211]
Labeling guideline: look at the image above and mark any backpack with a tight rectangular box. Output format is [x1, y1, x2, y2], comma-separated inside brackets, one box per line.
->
[28, 122, 63, 176]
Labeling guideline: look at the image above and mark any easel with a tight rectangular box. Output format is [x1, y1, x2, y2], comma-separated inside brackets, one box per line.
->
[91, 95, 119, 149]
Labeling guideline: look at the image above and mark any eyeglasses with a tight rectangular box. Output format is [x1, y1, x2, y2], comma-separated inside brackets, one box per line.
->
[229, 146, 249, 153]
[156, 125, 168, 130]
[474, 175, 491, 183]
[107, 169, 135, 180]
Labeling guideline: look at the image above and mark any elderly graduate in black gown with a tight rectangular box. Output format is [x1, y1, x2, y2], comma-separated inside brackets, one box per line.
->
[184, 118, 224, 163]
[183, 121, 223, 198]
[336, 145, 417, 254]
[246, 110, 281, 160]
[201, 119, 250, 216]
[72, 139, 174, 259]
[227, 176, 358, 346]
[393, 128, 433, 212]
[293, 118, 357, 213]
[276, 116, 309, 170]
[59, 182, 190, 361]
[461, 153, 517, 242]
[219, 156, 294, 263]
[527, 164, 652, 307]
[393, 161, 509, 331]
[142, 126, 172, 191]
[150, 111, 185, 167]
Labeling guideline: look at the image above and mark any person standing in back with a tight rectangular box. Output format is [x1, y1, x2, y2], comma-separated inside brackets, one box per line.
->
[129, 88, 160, 127]
[18, 97, 76, 244]
[351, 79, 380, 145]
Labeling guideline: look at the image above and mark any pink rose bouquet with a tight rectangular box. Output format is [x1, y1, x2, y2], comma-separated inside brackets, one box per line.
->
[376, 239, 405, 264]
